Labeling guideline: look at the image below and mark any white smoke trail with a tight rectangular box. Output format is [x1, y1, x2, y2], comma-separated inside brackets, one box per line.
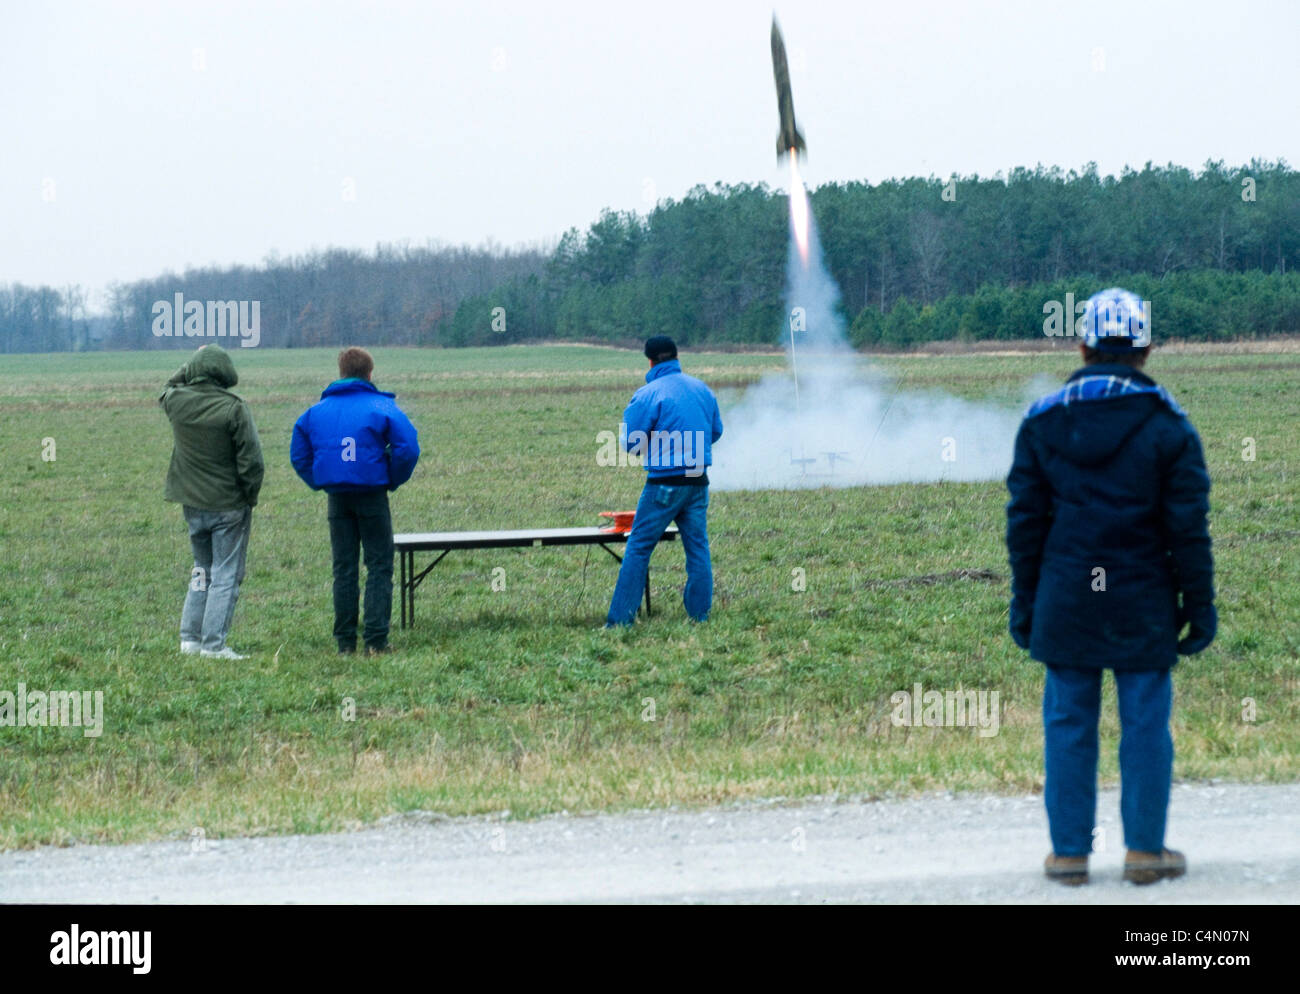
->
[710, 187, 1021, 491]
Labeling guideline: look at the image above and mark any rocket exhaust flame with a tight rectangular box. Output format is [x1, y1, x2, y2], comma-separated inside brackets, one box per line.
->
[788, 150, 810, 267]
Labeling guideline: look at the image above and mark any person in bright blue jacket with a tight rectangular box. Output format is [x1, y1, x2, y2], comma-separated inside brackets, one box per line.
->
[1006, 288, 1214, 888]
[291, 347, 420, 654]
[606, 336, 723, 626]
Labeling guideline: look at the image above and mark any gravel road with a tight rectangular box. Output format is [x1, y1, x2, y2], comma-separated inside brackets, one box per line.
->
[2, 783, 1295, 904]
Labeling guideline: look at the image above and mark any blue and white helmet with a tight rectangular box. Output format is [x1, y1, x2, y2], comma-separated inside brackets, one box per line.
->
[1078, 287, 1151, 351]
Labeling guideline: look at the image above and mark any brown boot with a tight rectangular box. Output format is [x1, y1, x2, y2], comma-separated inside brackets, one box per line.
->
[1044, 853, 1089, 886]
[1124, 848, 1187, 885]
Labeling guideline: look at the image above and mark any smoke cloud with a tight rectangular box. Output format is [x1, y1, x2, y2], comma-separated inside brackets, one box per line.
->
[710, 188, 1022, 491]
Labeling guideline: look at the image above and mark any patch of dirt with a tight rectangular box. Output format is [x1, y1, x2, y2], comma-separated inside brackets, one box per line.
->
[862, 567, 1006, 589]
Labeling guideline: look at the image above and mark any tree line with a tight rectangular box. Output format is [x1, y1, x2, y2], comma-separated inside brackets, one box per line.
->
[3, 160, 1297, 352]
[454, 159, 1300, 347]
[0, 283, 97, 353]
[849, 269, 1300, 348]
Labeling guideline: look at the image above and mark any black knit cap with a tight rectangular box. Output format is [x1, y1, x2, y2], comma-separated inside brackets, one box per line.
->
[644, 336, 677, 363]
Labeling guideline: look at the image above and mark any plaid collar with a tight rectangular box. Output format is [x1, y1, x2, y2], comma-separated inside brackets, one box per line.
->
[1026, 373, 1184, 419]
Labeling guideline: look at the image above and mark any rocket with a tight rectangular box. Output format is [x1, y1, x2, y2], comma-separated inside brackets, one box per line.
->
[771, 17, 806, 161]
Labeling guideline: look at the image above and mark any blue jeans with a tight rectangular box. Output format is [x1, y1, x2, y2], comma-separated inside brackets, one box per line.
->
[180, 505, 252, 651]
[606, 482, 712, 626]
[1043, 665, 1174, 856]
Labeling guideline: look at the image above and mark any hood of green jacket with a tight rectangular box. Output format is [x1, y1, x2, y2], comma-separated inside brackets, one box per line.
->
[178, 344, 239, 388]
[160, 344, 263, 510]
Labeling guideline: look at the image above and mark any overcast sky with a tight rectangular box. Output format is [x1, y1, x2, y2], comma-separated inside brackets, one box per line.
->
[4, 0, 1297, 306]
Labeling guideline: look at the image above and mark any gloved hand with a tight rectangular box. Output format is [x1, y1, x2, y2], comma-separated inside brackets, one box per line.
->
[1177, 601, 1217, 655]
[1009, 599, 1032, 651]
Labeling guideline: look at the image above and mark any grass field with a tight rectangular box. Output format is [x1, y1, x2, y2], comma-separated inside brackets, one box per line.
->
[1, 344, 1297, 849]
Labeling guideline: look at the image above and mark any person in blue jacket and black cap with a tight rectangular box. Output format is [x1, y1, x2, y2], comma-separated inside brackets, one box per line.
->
[1006, 288, 1215, 887]
[292, 347, 420, 655]
[606, 336, 723, 627]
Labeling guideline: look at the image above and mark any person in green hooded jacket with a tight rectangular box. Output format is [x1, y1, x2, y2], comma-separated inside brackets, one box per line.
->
[160, 344, 264, 659]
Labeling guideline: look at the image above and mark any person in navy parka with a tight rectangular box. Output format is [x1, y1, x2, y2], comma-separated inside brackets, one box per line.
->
[1006, 288, 1215, 887]
[291, 347, 420, 655]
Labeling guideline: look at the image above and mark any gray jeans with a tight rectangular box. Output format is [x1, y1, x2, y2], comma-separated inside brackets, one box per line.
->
[180, 505, 252, 651]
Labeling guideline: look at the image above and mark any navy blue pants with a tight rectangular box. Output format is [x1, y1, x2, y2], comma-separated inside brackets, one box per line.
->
[1043, 665, 1173, 856]
[327, 490, 393, 651]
